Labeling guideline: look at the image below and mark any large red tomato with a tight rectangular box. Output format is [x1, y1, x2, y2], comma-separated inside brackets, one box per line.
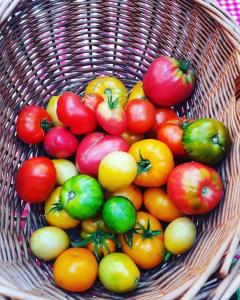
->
[143, 56, 195, 107]
[124, 99, 156, 134]
[157, 119, 187, 159]
[76, 132, 129, 176]
[57, 91, 97, 135]
[167, 162, 223, 215]
[16, 105, 52, 144]
[44, 127, 78, 158]
[16, 157, 56, 203]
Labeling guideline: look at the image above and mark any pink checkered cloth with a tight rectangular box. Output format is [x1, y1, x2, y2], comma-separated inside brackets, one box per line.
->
[218, 0, 240, 24]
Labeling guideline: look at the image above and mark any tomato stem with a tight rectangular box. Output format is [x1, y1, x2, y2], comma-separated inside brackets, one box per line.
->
[137, 150, 151, 175]
[41, 119, 53, 132]
[48, 202, 63, 214]
[179, 60, 190, 73]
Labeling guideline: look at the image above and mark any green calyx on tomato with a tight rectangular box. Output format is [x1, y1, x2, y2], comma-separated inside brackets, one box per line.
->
[40, 119, 53, 131]
[60, 175, 104, 220]
[124, 219, 161, 248]
[183, 118, 231, 165]
[72, 230, 120, 260]
[178, 60, 190, 73]
[137, 151, 151, 175]
[105, 89, 119, 110]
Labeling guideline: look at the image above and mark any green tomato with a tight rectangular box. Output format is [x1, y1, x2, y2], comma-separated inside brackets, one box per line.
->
[183, 118, 231, 165]
[164, 217, 196, 255]
[99, 253, 140, 293]
[52, 159, 78, 186]
[60, 175, 104, 220]
[30, 227, 70, 261]
[46, 96, 62, 126]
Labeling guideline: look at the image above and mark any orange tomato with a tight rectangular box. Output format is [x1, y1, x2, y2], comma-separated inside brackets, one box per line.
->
[129, 139, 174, 187]
[119, 211, 165, 269]
[108, 184, 143, 211]
[143, 188, 183, 223]
[86, 239, 116, 257]
[53, 248, 98, 292]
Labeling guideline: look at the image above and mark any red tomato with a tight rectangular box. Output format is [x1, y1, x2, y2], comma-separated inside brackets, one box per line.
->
[157, 119, 187, 159]
[44, 127, 78, 158]
[153, 108, 178, 131]
[82, 93, 104, 111]
[124, 99, 156, 134]
[76, 132, 129, 176]
[167, 162, 223, 215]
[57, 91, 97, 135]
[96, 95, 126, 135]
[16, 105, 52, 144]
[143, 56, 195, 107]
[16, 157, 56, 203]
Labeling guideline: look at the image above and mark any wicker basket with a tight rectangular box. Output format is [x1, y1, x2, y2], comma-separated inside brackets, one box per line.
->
[0, 0, 240, 299]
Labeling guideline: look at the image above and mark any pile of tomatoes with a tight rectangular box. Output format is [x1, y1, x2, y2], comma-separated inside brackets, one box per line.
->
[15, 56, 231, 294]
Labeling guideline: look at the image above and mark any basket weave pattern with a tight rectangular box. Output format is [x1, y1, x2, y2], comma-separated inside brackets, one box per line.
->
[0, 1, 240, 299]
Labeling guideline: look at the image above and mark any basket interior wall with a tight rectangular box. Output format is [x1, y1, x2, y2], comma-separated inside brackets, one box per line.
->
[0, 0, 240, 299]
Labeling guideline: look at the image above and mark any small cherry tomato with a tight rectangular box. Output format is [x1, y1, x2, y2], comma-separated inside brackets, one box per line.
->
[16, 105, 52, 144]
[143, 187, 183, 222]
[53, 248, 98, 292]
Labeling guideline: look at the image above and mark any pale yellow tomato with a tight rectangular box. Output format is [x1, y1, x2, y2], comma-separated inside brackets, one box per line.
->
[52, 159, 78, 186]
[164, 217, 197, 255]
[30, 226, 70, 261]
[98, 151, 137, 192]
[46, 96, 62, 126]
[85, 76, 128, 107]
[128, 81, 146, 100]
[45, 187, 80, 229]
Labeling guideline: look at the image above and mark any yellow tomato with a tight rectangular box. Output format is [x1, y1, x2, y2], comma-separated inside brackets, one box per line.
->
[128, 81, 146, 100]
[85, 76, 128, 107]
[129, 139, 174, 187]
[164, 217, 197, 255]
[52, 159, 78, 185]
[143, 188, 183, 222]
[109, 184, 143, 211]
[46, 96, 62, 126]
[45, 187, 80, 229]
[98, 151, 137, 192]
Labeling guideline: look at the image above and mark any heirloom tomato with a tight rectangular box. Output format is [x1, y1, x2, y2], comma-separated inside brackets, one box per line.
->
[30, 226, 70, 261]
[129, 139, 174, 187]
[76, 132, 129, 177]
[150, 107, 178, 136]
[44, 126, 78, 158]
[16, 105, 52, 144]
[183, 118, 231, 165]
[164, 217, 197, 255]
[16, 157, 56, 203]
[121, 131, 144, 146]
[57, 91, 97, 135]
[53, 248, 98, 292]
[143, 56, 195, 106]
[96, 92, 127, 135]
[119, 211, 164, 269]
[60, 175, 104, 220]
[85, 76, 128, 107]
[167, 162, 223, 215]
[125, 99, 156, 134]
[44, 187, 80, 229]
[98, 151, 137, 191]
[99, 253, 140, 293]
[143, 188, 183, 222]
